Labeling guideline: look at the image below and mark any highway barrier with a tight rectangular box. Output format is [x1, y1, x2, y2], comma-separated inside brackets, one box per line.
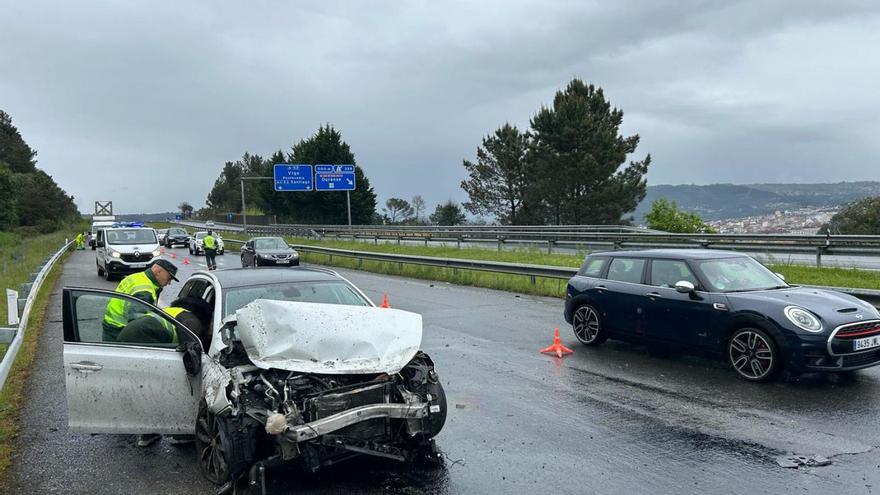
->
[0, 239, 73, 392]
[178, 220, 880, 267]
[215, 237, 880, 307]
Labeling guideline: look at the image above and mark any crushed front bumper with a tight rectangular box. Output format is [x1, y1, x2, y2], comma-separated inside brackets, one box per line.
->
[283, 402, 429, 443]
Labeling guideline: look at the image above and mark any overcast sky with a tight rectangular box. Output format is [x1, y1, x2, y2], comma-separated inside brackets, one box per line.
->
[2, 1, 879, 214]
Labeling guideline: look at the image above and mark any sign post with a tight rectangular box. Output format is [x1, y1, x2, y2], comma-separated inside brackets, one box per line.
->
[315, 165, 356, 228]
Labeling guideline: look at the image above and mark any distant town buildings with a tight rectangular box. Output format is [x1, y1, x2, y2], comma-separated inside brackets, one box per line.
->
[707, 207, 837, 234]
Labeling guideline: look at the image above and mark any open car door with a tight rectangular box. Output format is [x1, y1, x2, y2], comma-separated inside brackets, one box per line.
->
[62, 287, 203, 434]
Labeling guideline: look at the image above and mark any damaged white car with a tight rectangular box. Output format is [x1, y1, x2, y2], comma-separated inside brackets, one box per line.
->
[62, 267, 447, 491]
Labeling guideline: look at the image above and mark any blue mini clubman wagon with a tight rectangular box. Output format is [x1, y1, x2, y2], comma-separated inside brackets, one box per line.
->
[564, 249, 880, 382]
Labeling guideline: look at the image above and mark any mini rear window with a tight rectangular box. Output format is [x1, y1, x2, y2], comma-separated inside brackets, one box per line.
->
[606, 258, 646, 284]
[579, 257, 608, 277]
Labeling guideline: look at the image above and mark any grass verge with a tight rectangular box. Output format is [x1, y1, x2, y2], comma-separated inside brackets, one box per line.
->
[1, 231, 76, 359]
[0, 249, 67, 483]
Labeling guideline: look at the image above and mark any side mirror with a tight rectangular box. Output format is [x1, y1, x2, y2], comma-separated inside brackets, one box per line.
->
[775, 272, 786, 281]
[219, 319, 237, 347]
[96, 241, 105, 248]
[674, 280, 696, 294]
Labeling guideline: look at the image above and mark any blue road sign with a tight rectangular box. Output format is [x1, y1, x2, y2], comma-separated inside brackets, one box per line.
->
[315, 164, 356, 191]
[175, 214, 181, 220]
[274, 164, 314, 191]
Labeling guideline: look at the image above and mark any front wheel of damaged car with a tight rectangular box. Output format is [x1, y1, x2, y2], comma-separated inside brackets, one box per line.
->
[196, 400, 232, 485]
[727, 327, 779, 382]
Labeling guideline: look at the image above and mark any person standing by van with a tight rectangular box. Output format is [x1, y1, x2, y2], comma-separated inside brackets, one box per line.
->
[203, 230, 217, 271]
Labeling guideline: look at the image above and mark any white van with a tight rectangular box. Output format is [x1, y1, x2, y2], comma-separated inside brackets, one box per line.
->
[88, 221, 116, 249]
[95, 227, 161, 281]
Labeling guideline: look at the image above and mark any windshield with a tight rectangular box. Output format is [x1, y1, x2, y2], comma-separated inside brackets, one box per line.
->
[223, 281, 369, 317]
[168, 229, 187, 235]
[105, 229, 157, 245]
[255, 238, 288, 250]
[694, 257, 788, 292]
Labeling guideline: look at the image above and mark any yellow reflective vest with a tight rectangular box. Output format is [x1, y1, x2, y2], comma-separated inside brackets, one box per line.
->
[103, 271, 160, 330]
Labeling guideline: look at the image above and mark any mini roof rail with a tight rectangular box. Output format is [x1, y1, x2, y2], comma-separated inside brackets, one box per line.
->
[297, 266, 341, 277]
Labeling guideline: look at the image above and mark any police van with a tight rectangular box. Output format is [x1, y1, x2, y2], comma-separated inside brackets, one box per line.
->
[95, 227, 161, 281]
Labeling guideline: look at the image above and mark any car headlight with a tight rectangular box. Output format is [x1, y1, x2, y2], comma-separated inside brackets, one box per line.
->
[152, 249, 161, 257]
[292, 250, 299, 257]
[110, 250, 121, 259]
[784, 306, 823, 332]
[259, 253, 272, 259]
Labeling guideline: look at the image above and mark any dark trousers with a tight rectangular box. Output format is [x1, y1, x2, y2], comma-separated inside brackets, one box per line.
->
[205, 248, 217, 270]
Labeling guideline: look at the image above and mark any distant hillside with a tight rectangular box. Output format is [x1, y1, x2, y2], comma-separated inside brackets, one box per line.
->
[633, 181, 880, 222]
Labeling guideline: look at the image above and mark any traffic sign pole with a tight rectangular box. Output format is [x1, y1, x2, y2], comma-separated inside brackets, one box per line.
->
[347, 191, 352, 229]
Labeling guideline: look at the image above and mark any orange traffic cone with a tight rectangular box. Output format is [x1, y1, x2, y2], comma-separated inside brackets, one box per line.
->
[182, 257, 190, 265]
[380, 293, 390, 308]
[539, 328, 574, 358]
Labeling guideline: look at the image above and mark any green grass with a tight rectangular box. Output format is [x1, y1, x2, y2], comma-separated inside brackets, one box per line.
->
[0, 249, 67, 483]
[0, 229, 78, 341]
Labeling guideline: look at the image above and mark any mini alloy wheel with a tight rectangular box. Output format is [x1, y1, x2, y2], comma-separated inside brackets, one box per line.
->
[728, 328, 778, 382]
[572, 304, 606, 346]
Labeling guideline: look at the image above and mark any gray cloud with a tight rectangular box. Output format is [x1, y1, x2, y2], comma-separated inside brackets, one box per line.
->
[2, 1, 879, 214]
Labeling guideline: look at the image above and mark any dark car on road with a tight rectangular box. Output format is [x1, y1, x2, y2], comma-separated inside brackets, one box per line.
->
[565, 249, 880, 382]
[240, 236, 300, 267]
[164, 227, 190, 248]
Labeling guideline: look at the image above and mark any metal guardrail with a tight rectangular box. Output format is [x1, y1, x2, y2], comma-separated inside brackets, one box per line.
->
[219, 237, 880, 307]
[184, 221, 880, 267]
[0, 240, 74, 391]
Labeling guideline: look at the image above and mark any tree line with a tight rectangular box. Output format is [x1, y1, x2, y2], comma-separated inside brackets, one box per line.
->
[0, 110, 80, 232]
[460, 79, 651, 226]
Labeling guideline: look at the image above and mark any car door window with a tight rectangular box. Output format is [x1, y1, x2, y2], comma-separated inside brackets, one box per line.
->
[606, 258, 645, 284]
[68, 291, 195, 349]
[579, 257, 608, 277]
[650, 260, 699, 288]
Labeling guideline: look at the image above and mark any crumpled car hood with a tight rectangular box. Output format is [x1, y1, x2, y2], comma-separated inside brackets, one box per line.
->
[234, 299, 423, 374]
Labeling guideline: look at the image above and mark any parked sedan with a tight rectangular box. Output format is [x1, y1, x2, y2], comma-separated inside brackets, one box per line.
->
[565, 249, 880, 382]
[61, 268, 446, 489]
[240, 236, 300, 267]
[156, 228, 168, 244]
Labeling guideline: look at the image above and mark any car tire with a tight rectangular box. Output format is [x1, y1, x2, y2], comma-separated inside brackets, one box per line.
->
[727, 327, 779, 382]
[97, 264, 104, 277]
[571, 303, 607, 346]
[240, 255, 247, 268]
[104, 266, 113, 282]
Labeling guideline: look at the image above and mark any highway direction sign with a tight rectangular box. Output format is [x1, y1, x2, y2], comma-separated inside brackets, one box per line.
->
[315, 164, 355, 191]
[273, 164, 314, 191]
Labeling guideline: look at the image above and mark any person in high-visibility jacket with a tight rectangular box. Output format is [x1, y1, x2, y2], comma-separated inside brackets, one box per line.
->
[75, 232, 84, 250]
[203, 230, 217, 271]
[102, 259, 178, 342]
[116, 305, 206, 345]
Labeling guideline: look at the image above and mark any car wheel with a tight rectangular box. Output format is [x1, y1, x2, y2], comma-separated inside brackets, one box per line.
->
[240, 255, 247, 268]
[572, 304, 606, 346]
[104, 266, 113, 282]
[97, 264, 104, 277]
[728, 327, 779, 382]
[195, 401, 231, 485]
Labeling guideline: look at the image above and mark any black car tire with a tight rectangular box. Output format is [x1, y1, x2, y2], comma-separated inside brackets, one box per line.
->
[572, 303, 607, 346]
[727, 327, 779, 382]
[240, 255, 247, 268]
[104, 265, 113, 282]
[97, 264, 104, 277]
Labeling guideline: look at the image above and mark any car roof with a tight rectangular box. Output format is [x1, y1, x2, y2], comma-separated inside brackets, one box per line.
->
[250, 236, 285, 241]
[198, 267, 343, 288]
[591, 249, 746, 260]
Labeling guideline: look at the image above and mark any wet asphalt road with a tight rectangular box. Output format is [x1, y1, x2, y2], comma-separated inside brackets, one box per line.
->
[7, 247, 880, 494]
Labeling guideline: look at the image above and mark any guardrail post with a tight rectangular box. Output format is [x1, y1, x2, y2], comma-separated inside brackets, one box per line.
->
[497, 236, 503, 252]
[457, 236, 462, 249]
[425, 236, 429, 248]
[19, 283, 32, 298]
[613, 241, 622, 251]
[547, 240, 554, 255]
[374, 236, 378, 245]
[816, 246, 825, 268]
[530, 275, 536, 285]
[397, 236, 401, 245]
[358, 257, 363, 269]
[6, 289, 19, 326]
